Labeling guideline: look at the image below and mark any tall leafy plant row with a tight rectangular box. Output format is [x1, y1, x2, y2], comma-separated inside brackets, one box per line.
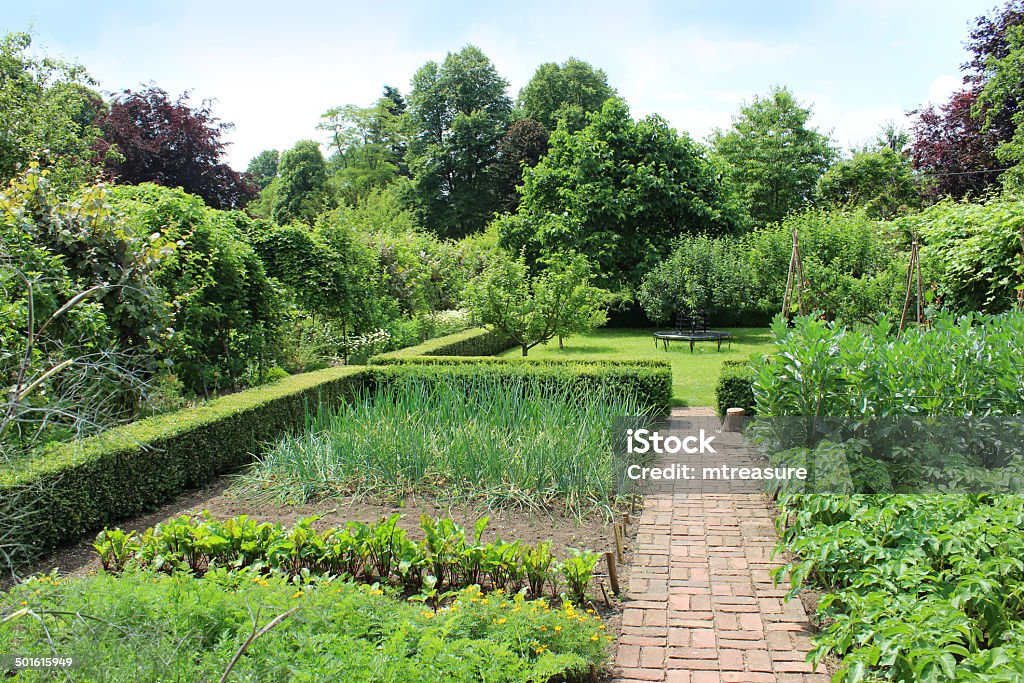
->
[756, 311, 1024, 682]
[753, 311, 1024, 418]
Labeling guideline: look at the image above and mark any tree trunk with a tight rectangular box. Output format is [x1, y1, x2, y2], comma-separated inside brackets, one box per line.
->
[558, 336, 564, 349]
[521, 344, 529, 357]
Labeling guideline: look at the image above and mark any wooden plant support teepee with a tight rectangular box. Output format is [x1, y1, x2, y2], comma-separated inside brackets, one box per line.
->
[782, 228, 806, 320]
[899, 234, 924, 333]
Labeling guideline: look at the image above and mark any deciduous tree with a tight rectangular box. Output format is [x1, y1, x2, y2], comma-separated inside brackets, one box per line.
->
[711, 87, 836, 226]
[518, 58, 615, 132]
[406, 45, 512, 238]
[96, 87, 255, 210]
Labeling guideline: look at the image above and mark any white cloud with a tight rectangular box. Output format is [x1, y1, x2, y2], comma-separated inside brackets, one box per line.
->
[925, 73, 962, 107]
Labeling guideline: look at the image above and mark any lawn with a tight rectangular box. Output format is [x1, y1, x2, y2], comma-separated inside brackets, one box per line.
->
[499, 328, 774, 407]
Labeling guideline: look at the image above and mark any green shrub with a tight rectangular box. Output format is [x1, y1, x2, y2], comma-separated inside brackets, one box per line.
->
[0, 367, 368, 564]
[366, 362, 671, 415]
[714, 360, 756, 416]
[108, 184, 284, 395]
[1, 571, 610, 682]
[370, 327, 515, 361]
[903, 196, 1024, 314]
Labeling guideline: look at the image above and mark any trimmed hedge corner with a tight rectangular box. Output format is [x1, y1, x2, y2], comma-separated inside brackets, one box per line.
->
[715, 360, 756, 417]
[0, 367, 369, 559]
[365, 362, 672, 415]
[369, 327, 514, 362]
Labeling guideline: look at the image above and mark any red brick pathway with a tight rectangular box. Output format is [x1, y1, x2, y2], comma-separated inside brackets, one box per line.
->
[614, 408, 828, 682]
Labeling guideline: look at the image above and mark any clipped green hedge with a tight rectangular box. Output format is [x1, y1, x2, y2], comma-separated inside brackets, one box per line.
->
[369, 327, 514, 362]
[365, 362, 672, 415]
[0, 367, 369, 560]
[715, 360, 756, 417]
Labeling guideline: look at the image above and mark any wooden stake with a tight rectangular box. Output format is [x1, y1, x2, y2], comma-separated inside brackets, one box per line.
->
[599, 581, 612, 608]
[613, 523, 625, 563]
[604, 552, 620, 595]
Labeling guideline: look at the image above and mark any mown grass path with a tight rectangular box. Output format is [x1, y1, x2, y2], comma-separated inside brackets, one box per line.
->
[613, 408, 827, 683]
[498, 328, 773, 407]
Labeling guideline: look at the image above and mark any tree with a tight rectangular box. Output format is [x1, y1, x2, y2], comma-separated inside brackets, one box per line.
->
[96, 87, 255, 210]
[0, 32, 104, 191]
[518, 58, 615, 132]
[711, 86, 836, 226]
[246, 149, 279, 189]
[908, 1, 1024, 197]
[977, 24, 1024, 190]
[910, 89, 1004, 200]
[491, 119, 549, 213]
[545, 253, 608, 348]
[271, 140, 329, 224]
[318, 99, 403, 203]
[406, 45, 513, 238]
[507, 97, 744, 291]
[463, 251, 607, 356]
[816, 146, 922, 219]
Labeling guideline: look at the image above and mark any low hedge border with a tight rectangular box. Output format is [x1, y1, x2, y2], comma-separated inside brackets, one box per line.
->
[365, 362, 672, 415]
[370, 327, 514, 361]
[0, 367, 369, 560]
[715, 359, 756, 417]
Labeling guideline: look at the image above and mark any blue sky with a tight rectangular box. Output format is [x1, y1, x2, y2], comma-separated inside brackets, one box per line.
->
[2, 0, 996, 169]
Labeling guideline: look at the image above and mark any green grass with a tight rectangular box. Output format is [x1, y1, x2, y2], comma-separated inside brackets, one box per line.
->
[499, 328, 774, 407]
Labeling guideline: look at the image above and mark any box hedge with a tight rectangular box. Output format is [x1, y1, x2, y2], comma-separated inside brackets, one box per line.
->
[369, 327, 514, 361]
[0, 367, 369, 560]
[715, 360, 756, 416]
[365, 362, 672, 415]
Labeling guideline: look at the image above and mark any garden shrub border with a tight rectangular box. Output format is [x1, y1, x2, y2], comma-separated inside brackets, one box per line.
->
[370, 327, 515, 360]
[0, 367, 369, 559]
[715, 359, 757, 416]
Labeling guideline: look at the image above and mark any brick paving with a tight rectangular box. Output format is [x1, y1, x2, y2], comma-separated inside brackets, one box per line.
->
[614, 408, 828, 683]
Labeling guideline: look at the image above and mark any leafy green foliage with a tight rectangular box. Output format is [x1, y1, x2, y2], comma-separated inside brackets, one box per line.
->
[370, 327, 515, 361]
[108, 184, 283, 394]
[0, 32, 102, 192]
[93, 512, 598, 606]
[245, 148, 278, 189]
[714, 360, 756, 416]
[463, 252, 608, 356]
[637, 234, 754, 326]
[639, 209, 907, 326]
[712, 86, 836, 226]
[816, 146, 923, 219]
[906, 193, 1024, 313]
[319, 99, 405, 203]
[407, 45, 512, 238]
[517, 58, 616, 132]
[760, 312, 1024, 680]
[509, 97, 743, 291]
[0, 571, 609, 682]
[271, 139, 329, 224]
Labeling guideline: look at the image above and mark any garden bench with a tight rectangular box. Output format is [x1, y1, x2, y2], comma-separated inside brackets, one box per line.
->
[653, 310, 732, 352]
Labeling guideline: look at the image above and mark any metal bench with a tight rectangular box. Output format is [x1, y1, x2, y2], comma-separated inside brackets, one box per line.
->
[653, 310, 732, 352]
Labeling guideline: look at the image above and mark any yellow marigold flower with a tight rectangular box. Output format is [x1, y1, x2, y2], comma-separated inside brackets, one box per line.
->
[421, 611, 435, 619]
[290, 590, 303, 599]
[591, 634, 600, 641]
[493, 617, 507, 625]
[370, 589, 384, 596]
[540, 626, 547, 632]
[598, 624, 606, 630]
[554, 625, 562, 632]
[535, 645, 547, 654]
